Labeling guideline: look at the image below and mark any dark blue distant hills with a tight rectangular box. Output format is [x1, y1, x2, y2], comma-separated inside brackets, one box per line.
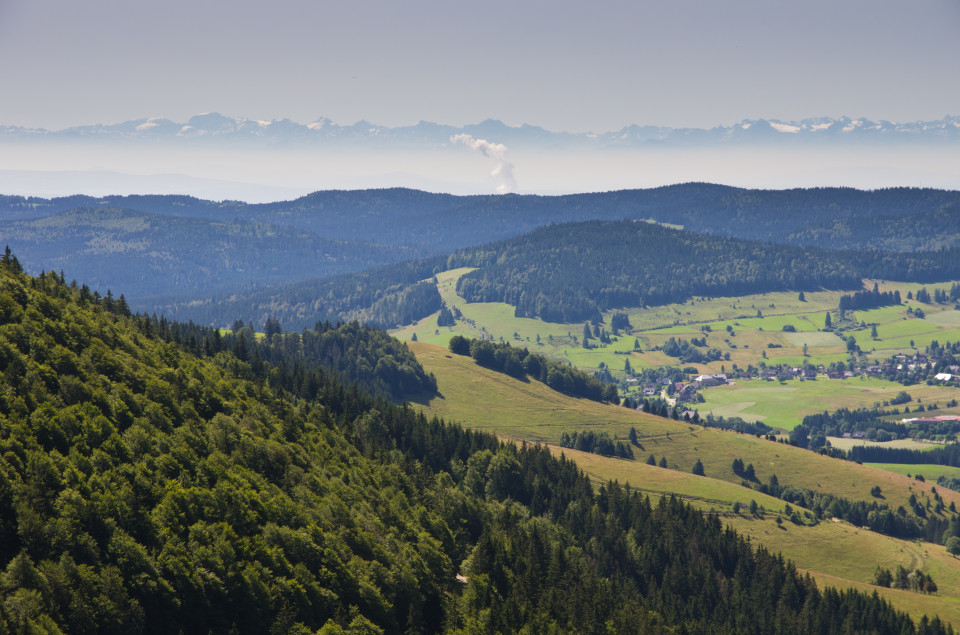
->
[3, 184, 959, 329]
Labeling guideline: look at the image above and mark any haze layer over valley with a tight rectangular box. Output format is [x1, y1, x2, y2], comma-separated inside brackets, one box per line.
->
[2, 114, 959, 200]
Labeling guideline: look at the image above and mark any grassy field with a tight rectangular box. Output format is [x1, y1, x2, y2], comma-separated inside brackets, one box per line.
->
[865, 463, 960, 481]
[727, 514, 960, 626]
[698, 377, 960, 431]
[551, 445, 960, 624]
[828, 437, 942, 452]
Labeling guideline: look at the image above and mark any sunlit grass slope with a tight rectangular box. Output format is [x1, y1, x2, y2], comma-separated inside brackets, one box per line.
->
[411, 341, 960, 516]
[552, 441, 960, 626]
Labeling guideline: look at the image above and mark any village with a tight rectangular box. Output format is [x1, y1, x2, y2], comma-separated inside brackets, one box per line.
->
[628, 349, 960, 413]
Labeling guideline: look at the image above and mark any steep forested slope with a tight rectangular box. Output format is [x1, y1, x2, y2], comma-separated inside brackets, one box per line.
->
[0, 256, 947, 632]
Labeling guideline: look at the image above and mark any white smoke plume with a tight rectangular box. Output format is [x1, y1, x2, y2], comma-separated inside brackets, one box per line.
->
[451, 133, 516, 193]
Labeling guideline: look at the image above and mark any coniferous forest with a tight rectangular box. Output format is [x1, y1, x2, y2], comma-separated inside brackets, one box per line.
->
[0, 255, 950, 632]
[451, 220, 960, 323]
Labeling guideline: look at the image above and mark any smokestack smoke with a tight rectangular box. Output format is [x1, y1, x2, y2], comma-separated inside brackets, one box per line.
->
[451, 133, 516, 193]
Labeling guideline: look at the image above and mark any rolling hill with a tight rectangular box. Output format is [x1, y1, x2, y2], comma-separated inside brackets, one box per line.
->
[0, 207, 420, 301]
[409, 340, 960, 626]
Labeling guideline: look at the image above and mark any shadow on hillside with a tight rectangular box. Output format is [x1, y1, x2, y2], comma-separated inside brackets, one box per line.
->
[407, 389, 444, 407]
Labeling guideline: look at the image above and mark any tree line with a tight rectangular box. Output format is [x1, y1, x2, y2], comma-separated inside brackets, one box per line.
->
[838, 283, 901, 311]
[447, 335, 619, 403]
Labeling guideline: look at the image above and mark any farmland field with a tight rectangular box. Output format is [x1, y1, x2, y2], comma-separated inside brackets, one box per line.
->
[698, 378, 960, 431]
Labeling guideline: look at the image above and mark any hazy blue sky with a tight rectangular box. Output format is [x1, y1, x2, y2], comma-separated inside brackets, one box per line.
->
[3, 0, 959, 132]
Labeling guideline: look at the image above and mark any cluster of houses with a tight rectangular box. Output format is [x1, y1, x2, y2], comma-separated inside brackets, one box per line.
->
[630, 351, 960, 405]
[869, 351, 960, 386]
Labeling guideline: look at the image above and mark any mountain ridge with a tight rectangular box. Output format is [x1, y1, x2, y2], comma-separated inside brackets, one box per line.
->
[5, 114, 959, 148]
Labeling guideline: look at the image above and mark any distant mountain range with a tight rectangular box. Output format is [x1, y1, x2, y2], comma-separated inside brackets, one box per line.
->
[4, 114, 959, 148]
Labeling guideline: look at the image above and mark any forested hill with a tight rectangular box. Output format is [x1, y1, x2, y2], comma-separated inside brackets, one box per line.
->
[452, 220, 859, 323]
[0, 256, 946, 632]
[152, 256, 446, 331]
[5, 186, 960, 252]
[788, 204, 960, 252]
[0, 207, 421, 301]
[451, 220, 960, 323]
[5, 185, 960, 326]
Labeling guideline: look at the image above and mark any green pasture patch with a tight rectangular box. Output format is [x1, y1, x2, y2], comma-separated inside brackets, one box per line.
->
[711, 313, 823, 333]
[860, 327, 960, 353]
[866, 317, 942, 339]
[614, 290, 843, 332]
[864, 463, 960, 480]
[762, 353, 850, 368]
[853, 305, 910, 324]
[784, 331, 845, 347]
[700, 400, 766, 422]
[926, 309, 960, 327]
[827, 437, 943, 452]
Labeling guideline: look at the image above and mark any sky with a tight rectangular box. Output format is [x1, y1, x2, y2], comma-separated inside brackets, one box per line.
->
[2, 0, 960, 133]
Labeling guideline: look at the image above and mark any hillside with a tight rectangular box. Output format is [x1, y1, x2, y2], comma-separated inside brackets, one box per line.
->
[0, 259, 940, 631]
[0, 207, 421, 302]
[6, 185, 960, 327]
[6, 185, 960, 250]
[410, 341, 959, 509]
[411, 340, 960, 625]
[450, 220, 960, 323]
[154, 257, 445, 330]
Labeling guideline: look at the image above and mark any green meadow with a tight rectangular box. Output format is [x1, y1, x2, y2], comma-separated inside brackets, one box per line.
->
[698, 377, 960, 431]
[394, 271, 960, 434]
[865, 463, 960, 481]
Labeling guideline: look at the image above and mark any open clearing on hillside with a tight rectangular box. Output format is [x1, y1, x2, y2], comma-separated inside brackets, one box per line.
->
[784, 331, 846, 347]
[727, 514, 960, 627]
[554, 441, 960, 627]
